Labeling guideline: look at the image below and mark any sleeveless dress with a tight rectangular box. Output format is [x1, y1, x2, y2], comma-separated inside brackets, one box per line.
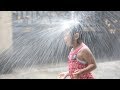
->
[68, 43, 94, 79]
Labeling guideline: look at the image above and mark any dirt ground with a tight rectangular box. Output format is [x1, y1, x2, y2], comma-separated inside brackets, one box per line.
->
[0, 60, 120, 79]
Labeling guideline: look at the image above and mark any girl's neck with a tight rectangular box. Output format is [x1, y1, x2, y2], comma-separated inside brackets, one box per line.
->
[73, 41, 82, 50]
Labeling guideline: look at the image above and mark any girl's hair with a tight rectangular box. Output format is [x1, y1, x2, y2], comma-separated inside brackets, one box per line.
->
[69, 24, 83, 44]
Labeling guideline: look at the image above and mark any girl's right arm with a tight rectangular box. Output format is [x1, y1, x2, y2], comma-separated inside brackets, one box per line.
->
[58, 71, 69, 79]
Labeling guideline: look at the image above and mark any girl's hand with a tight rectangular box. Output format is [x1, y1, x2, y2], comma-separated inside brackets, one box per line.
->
[72, 69, 82, 79]
[58, 72, 69, 79]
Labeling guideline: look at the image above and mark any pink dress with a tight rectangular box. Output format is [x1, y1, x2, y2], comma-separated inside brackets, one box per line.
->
[68, 43, 94, 79]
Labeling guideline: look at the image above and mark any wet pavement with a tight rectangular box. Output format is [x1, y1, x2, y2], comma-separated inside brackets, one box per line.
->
[0, 60, 120, 79]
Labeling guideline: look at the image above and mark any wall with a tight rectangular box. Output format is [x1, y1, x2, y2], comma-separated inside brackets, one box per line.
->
[0, 11, 12, 53]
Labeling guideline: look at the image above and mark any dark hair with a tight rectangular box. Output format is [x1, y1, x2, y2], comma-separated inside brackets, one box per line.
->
[69, 24, 83, 44]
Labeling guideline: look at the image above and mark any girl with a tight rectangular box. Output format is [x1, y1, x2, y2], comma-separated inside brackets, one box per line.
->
[58, 24, 97, 79]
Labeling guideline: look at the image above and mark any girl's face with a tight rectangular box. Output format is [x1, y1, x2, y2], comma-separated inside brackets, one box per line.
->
[64, 30, 80, 47]
[64, 32, 72, 47]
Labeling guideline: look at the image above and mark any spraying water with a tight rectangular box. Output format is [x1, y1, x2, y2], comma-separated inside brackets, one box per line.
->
[0, 11, 120, 76]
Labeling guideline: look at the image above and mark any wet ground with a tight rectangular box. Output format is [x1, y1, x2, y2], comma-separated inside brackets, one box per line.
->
[0, 60, 120, 79]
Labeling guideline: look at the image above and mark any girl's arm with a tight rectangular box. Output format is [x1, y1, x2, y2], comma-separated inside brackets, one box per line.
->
[73, 48, 97, 75]
[58, 71, 70, 79]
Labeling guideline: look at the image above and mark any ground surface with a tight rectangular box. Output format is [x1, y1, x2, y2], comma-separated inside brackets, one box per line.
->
[0, 60, 120, 79]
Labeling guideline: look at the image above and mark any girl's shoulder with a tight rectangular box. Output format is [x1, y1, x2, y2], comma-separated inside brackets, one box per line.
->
[78, 44, 91, 54]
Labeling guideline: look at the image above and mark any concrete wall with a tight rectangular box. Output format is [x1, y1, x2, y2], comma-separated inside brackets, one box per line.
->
[0, 11, 12, 53]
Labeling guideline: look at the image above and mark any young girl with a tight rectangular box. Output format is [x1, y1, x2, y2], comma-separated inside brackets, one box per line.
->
[58, 24, 97, 79]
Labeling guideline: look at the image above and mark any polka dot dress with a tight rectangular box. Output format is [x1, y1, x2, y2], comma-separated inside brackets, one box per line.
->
[68, 43, 94, 79]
